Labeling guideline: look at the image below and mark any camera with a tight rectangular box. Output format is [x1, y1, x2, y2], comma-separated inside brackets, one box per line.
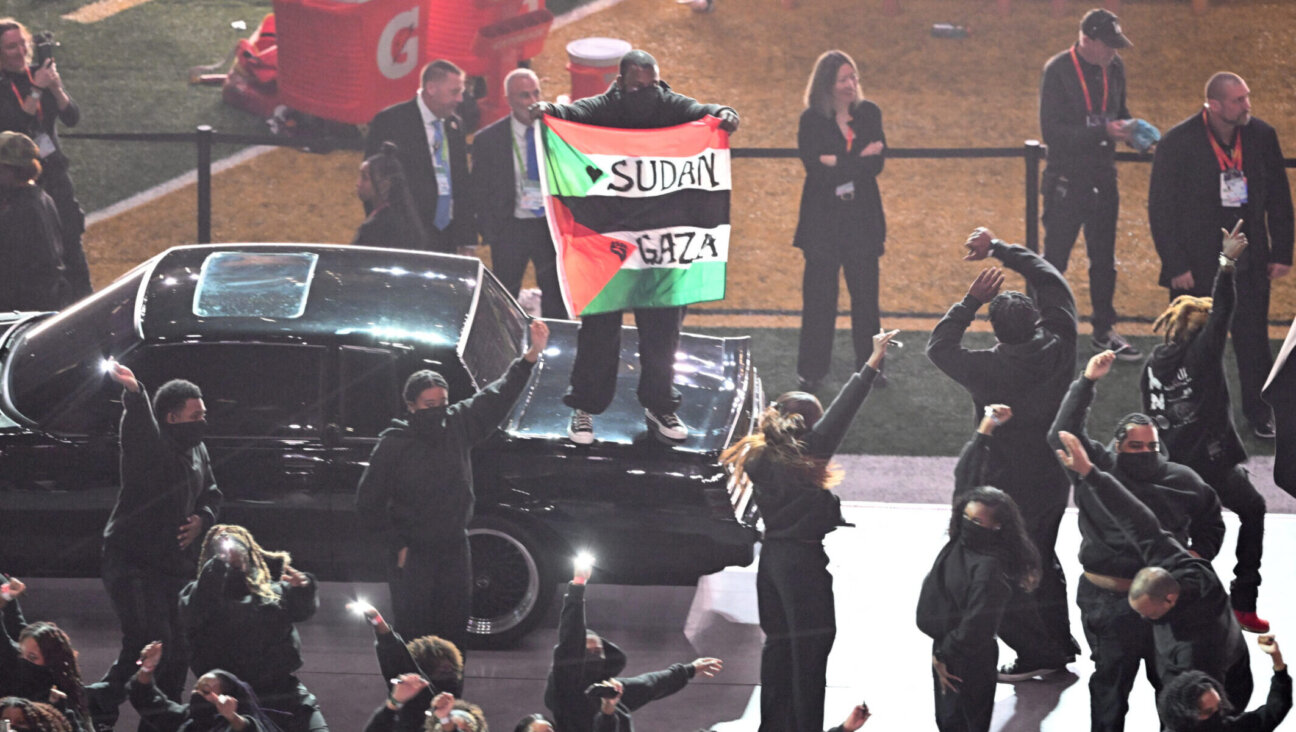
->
[33, 31, 57, 66]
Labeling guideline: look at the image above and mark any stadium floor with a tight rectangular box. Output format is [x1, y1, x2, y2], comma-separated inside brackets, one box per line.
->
[21, 500, 1296, 732]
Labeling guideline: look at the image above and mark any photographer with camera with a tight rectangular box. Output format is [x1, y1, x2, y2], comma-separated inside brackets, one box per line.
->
[0, 18, 90, 301]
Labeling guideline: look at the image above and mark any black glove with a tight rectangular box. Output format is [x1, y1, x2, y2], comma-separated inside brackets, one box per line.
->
[718, 108, 739, 133]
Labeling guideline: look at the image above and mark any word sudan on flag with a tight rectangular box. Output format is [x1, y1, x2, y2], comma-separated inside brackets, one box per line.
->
[539, 114, 731, 317]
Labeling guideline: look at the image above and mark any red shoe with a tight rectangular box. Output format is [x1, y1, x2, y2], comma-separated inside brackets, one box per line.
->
[1235, 610, 1270, 633]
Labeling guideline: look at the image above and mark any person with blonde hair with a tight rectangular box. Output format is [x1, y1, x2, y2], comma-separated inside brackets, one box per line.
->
[792, 49, 887, 393]
[180, 525, 325, 732]
[1143, 222, 1270, 634]
[723, 328, 895, 732]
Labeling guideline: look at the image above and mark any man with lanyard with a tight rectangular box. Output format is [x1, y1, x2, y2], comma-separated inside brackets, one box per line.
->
[470, 68, 565, 318]
[1149, 71, 1293, 440]
[1039, 8, 1141, 362]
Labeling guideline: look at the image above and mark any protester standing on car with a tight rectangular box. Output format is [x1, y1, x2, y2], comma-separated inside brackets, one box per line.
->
[0, 18, 91, 300]
[355, 319, 549, 650]
[93, 363, 222, 730]
[722, 328, 896, 732]
[180, 525, 325, 732]
[0, 130, 71, 312]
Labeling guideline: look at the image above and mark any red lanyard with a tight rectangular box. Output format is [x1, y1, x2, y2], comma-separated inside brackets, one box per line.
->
[1069, 46, 1108, 117]
[1203, 110, 1243, 172]
[9, 68, 42, 122]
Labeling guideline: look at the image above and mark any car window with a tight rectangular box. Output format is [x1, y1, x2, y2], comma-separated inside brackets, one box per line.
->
[129, 344, 324, 438]
[462, 273, 526, 389]
[338, 347, 402, 438]
[193, 252, 318, 319]
[5, 263, 149, 435]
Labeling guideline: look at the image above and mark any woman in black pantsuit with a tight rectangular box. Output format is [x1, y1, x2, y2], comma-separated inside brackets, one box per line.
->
[723, 329, 897, 732]
[793, 50, 887, 392]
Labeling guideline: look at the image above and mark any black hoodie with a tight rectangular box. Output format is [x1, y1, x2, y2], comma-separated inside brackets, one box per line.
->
[1050, 373, 1225, 578]
[543, 79, 737, 131]
[927, 240, 1077, 511]
[1143, 266, 1247, 474]
[544, 583, 695, 732]
[355, 357, 535, 552]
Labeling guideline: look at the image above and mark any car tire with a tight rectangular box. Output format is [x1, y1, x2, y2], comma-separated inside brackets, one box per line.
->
[466, 514, 556, 649]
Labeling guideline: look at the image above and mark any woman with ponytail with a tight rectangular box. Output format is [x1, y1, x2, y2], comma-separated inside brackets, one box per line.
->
[353, 141, 430, 251]
[721, 328, 897, 732]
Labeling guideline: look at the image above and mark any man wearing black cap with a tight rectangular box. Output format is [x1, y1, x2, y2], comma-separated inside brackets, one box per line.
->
[1039, 9, 1141, 363]
[1149, 71, 1293, 441]
[529, 49, 739, 446]
[355, 319, 549, 650]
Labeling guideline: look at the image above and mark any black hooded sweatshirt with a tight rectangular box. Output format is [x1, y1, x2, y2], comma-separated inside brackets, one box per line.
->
[544, 583, 696, 732]
[128, 671, 280, 732]
[749, 365, 878, 541]
[543, 79, 737, 131]
[103, 383, 222, 577]
[1183, 668, 1291, 731]
[1050, 373, 1225, 578]
[355, 357, 535, 553]
[1076, 468, 1245, 686]
[1142, 266, 1247, 474]
[927, 240, 1077, 512]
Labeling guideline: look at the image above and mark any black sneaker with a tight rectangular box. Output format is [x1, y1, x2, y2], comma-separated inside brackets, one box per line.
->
[568, 409, 594, 445]
[1253, 418, 1276, 440]
[1092, 328, 1143, 361]
[645, 408, 688, 442]
[997, 658, 1067, 682]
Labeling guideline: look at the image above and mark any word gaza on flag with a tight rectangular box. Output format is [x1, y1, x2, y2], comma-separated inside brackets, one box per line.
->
[540, 114, 730, 317]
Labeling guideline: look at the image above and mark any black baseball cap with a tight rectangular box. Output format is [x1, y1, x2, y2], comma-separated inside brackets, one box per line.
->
[1081, 8, 1132, 49]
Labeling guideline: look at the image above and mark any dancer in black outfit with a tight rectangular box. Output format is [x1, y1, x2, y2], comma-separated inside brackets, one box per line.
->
[1157, 634, 1290, 732]
[916, 420, 1041, 732]
[1142, 222, 1269, 633]
[723, 329, 897, 732]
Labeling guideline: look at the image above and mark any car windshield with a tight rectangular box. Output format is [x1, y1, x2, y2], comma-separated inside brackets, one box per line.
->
[3, 262, 150, 434]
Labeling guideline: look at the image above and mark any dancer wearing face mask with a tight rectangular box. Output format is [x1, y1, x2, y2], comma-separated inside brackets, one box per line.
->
[916, 478, 1041, 732]
[179, 526, 323, 732]
[1051, 350, 1225, 732]
[92, 363, 222, 731]
[1156, 635, 1289, 732]
[355, 320, 549, 649]
[128, 642, 280, 732]
[0, 595, 91, 732]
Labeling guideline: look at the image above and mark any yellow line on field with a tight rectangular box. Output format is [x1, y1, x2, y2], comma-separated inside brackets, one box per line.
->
[63, 0, 155, 24]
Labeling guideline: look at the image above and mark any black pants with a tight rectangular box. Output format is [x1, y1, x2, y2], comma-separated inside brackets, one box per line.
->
[96, 549, 190, 729]
[257, 679, 329, 732]
[757, 540, 834, 732]
[796, 246, 881, 382]
[563, 306, 683, 416]
[1041, 171, 1118, 334]
[1173, 265, 1274, 426]
[488, 218, 566, 319]
[997, 499, 1076, 663]
[1076, 576, 1158, 732]
[1194, 462, 1266, 611]
[390, 537, 472, 654]
[39, 154, 92, 300]
[932, 645, 998, 732]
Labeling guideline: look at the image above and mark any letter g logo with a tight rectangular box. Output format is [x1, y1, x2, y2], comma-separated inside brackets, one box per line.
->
[377, 7, 419, 80]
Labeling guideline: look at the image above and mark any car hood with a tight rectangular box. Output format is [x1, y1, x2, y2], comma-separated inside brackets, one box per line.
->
[506, 319, 756, 455]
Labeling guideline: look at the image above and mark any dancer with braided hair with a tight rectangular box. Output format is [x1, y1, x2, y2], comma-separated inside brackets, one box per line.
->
[180, 526, 325, 732]
[0, 587, 90, 732]
[722, 328, 896, 732]
[352, 141, 429, 251]
[1143, 221, 1270, 634]
[128, 642, 280, 732]
[0, 697, 74, 732]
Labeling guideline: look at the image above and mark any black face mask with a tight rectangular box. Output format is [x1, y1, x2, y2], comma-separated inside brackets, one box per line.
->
[18, 658, 56, 698]
[409, 406, 447, 440]
[189, 693, 219, 723]
[621, 84, 663, 119]
[163, 419, 207, 449]
[1116, 451, 1164, 482]
[959, 517, 1003, 554]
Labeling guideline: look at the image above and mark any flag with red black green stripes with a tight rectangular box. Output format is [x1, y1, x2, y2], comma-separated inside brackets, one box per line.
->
[539, 114, 731, 317]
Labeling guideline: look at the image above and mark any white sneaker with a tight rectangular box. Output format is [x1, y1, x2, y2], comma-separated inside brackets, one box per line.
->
[568, 409, 594, 445]
[645, 408, 688, 442]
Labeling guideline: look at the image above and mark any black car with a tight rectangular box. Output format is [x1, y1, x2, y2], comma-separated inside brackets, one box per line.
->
[0, 244, 762, 646]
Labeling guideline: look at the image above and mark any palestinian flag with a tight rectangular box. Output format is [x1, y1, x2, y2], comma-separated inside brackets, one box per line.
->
[540, 114, 731, 317]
